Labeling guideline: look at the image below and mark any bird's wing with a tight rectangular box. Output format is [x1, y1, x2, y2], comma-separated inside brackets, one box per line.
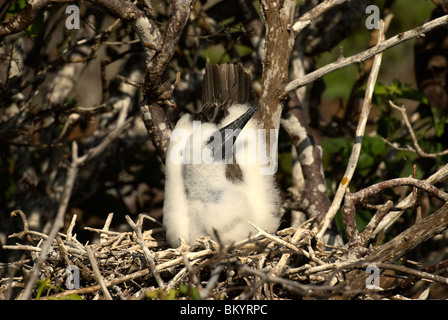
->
[199, 62, 255, 124]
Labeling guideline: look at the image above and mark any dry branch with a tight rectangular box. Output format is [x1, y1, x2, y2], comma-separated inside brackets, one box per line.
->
[281, 92, 330, 223]
[3, 207, 446, 300]
[334, 202, 448, 299]
[386, 101, 448, 158]
[285, 12, 448, 93]
[374, 163, 448, 236]
[343, 177, 448, 254]
[292, 0, 348, 34]
[317, 20, 386, 241]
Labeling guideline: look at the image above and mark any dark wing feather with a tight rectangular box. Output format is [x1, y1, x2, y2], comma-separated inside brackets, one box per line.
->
[198, 63, 255, 124]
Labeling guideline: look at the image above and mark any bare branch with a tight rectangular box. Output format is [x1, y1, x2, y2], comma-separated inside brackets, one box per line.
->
[373, 163, 448, 236]
[257, 0, 296, 134]
[334, 202, 448, 299]
[281, 92, 330, 223]
[86, 245, 113, 300]
[292, 0, 348, 34]
[388, 100, 448, 158]
[0, 0, 72, 41]
[317, 21, 386, 241]
[342, 177, 448, 253]
[286, 13, 448, 93]
[19, 141, 83, 300]
[140, 0, 191, 163]
[125, 215, 164, 288]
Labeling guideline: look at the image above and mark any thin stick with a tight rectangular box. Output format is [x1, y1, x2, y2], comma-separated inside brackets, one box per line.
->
[374, 163, 448, 235]
[10, 210, 33, 244]
[66, 214, 77, 241]
[388, 101, 448, 158]
[249, 222, 310, 258]
[292, 0, 347, 34]
[317, 21, 386, 241]
[286, 13, 448, 93]
[125, 215, 164, 288]
[86, 245, 113, 300]
[19, 142, 82, 300]
[100, 213, 114, 243]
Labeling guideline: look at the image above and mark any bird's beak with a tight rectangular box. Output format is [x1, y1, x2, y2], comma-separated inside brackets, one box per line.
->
[207, 105, 260, 162]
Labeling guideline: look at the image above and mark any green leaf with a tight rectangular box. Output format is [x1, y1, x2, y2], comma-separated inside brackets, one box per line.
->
[321, 137, 351, 154]
[7, 0, 26, 15]
[48, 294, 83, 300]
[363, 135, 387, 157]
[356, 152, 374, 177]
[179, 284, 201, 300]
[235, 44, 253, 57]
[431, 107, 445, 137]
[199, 44, 230, 64]
[26, 11, 45, 38]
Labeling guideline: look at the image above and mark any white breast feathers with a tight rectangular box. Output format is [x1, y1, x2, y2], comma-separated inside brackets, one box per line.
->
[163, 104, 280, 247]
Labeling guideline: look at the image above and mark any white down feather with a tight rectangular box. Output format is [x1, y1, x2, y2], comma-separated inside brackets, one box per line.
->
[163, 104, 280, 247]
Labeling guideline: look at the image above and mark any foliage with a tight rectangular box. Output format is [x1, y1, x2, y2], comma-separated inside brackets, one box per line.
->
[1, 0, 448, 300]
[146, 284, 201, 300]
[35, 278, 82, 300]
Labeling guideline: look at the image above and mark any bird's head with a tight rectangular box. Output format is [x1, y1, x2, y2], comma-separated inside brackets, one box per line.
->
[167, 104, 260, 167]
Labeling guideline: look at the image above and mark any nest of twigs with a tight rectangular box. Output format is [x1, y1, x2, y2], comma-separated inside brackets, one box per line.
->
[1, 210, 447, 300]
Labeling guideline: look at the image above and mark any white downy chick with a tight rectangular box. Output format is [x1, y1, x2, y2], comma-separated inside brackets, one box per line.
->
[163, 64, 280, 247]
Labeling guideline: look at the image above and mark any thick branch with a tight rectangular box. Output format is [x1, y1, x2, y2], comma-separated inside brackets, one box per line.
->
[256, 0, 296, 158]
[333, 202, 448, 299]
[140, 0, 190, 163]
[281, 92, 330, 223]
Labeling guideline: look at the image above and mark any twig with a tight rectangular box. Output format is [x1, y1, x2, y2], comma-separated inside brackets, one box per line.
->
[349, 177, 448, 203]
[238, 264, 344, 298]
[388, 101, 448, 158]
[2, 244, 42, 252]
[19, 141, 83, 300]
[86, 245, 113, 300]
[100, 213, 114, 243]
[117, 75, 141, 88]
[360, 200, 394, 246]
[56, 235, 71, 267]
[334, 202, 448, 299]
[285, 13, 448, 93]
[9, 210, 33, 244]
[249, 222, 309, 258]
[125, 215, 164, 288]
[317, 20, 386, 241]
[66, 214, 77, 241]
[292, 0, 348, 34]
[182, 255, 203, 293]
[374, 163, 448, 236]
[201, 262, 226, 299]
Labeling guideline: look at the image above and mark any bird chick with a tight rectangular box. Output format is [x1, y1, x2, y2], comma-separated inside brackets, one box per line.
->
[163, 64, 280, 247]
